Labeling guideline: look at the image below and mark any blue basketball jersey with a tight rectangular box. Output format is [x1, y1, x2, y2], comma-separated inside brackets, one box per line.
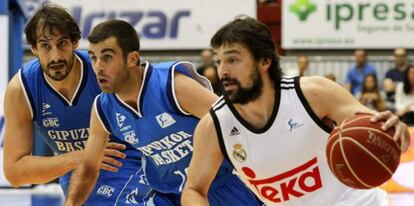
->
[19, 51, 151, 205]
[20, 51, 99, 155]
[95, 62, 240, 194]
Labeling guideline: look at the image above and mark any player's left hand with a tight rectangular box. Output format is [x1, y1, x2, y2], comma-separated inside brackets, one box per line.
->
[101, 142, 126, 172]
[371, 110, 411, 153]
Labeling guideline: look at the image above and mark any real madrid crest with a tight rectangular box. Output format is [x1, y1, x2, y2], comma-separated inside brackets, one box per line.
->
[232, 144, 247, 163]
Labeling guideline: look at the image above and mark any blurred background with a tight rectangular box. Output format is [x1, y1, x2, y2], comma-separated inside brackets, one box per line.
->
[0, 0, 413, 205]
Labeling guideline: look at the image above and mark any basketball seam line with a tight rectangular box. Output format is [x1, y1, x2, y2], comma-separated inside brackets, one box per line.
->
[330, 127, 394, 142]
[341, 115, 372, 126]
[338, 129, 374, 188]
[340, 136, 394, 175]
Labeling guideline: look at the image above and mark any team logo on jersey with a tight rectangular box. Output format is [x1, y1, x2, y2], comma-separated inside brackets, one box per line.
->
[42, 117, 59, 128]
[288, 118, 304, 132]
[125, 188, 140, 204]
[41, 103, 52, 116]
[232, 144, 247, 162]
[114, 113, 138, 144]
[124, 131, 139, 145]
[116, 113, 127, 128]
[41, 103, 59, 128]
[241, 157, 322, 203]
[96, 185, 115, 198]
[156, 112, 176, 128]
[229, 127, 240, 136]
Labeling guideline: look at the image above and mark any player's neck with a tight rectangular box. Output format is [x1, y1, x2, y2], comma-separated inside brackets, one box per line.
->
[235, 80, 276, 129]
[46, 56, 81, 100]
[116, 65, 143, 110]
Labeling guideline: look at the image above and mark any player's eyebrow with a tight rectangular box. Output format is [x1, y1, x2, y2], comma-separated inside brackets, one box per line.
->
[223, 49, 240, 55]
[100, 48, 116, 54]
[37, 36, 70, 43]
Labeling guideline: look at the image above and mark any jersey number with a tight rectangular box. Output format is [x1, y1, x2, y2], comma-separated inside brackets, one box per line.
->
[173, 167, 189, 192]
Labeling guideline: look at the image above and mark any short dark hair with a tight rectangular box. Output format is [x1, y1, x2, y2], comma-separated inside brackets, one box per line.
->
[210, 16, 282, 83]
[88, 20, 140, 61]
[25, 2, 81, 48]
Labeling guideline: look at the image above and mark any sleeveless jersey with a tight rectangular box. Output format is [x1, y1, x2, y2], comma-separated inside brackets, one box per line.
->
[211, 77, 388, 206]
[19, 51, 150, 205]
[96, 61, 237, 194]
[20, 50, 100, 154]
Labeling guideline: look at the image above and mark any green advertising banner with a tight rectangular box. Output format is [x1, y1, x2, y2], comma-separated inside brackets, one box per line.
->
[282, 0, 414, 49]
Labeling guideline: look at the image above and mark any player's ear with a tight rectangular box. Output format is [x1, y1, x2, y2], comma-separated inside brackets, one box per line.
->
[31, 46, 38, 56]
[72, 40, 79, 50]
[127, 51, 140, 67]
[260, 58, 271, 71]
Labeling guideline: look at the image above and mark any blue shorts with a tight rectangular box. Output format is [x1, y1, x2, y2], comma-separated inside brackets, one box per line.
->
[61, 168, 152, 206]
[208, 173, 261, 206]
[143, 174, 261, 206]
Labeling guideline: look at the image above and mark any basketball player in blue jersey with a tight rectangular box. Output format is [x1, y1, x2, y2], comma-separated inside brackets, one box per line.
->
[182, 17, 411, 206]
[3, 4, 150, 205]
[64, 20, 260, 206]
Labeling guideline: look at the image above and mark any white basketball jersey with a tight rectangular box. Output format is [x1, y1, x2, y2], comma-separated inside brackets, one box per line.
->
[210, 77, 388, 206]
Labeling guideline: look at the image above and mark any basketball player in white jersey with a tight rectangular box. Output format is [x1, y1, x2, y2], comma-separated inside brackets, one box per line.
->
[182, 17, 411, 206]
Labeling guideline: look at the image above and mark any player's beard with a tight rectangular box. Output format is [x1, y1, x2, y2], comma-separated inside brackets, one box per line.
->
[43, 55, 74, 81]
[221, 66, 263, 105]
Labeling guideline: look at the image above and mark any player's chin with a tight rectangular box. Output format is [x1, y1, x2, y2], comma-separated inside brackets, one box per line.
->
[100, 86, 114, 94]
[224, 88, 237, 96]
[49, 73, 67, 81]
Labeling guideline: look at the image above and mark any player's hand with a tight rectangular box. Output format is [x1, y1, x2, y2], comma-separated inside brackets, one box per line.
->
[100, 142, 126, 172]
[371, 110, 411, 153]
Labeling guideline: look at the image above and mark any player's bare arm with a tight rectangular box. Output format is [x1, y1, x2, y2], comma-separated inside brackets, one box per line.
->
[4, 74, 127, 187]
[3, 74, 83, 187]
[300, 76, 410, 152]
[182, 114, 223, 205]
[174, 71, 218, 118]
[65, 103, 109, 206]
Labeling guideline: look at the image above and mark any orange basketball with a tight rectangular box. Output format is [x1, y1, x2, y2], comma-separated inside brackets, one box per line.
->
[326, 113, 401, 189]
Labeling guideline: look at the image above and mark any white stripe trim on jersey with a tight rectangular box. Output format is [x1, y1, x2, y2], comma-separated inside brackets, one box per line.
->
[281, 78, 294, 83]
[41, 54, 84, 106]
[93, 95, 111, 134]
[280, 83, 295, 88]
[135, 61, 150, 117]
[115, 93, 141, 118]
[114, 168, 143, 206]
[113, 62, 150, 118]
[18, 69, 34, 119]
[170, 61, 212, 115]
[212, 96, 225, 110]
